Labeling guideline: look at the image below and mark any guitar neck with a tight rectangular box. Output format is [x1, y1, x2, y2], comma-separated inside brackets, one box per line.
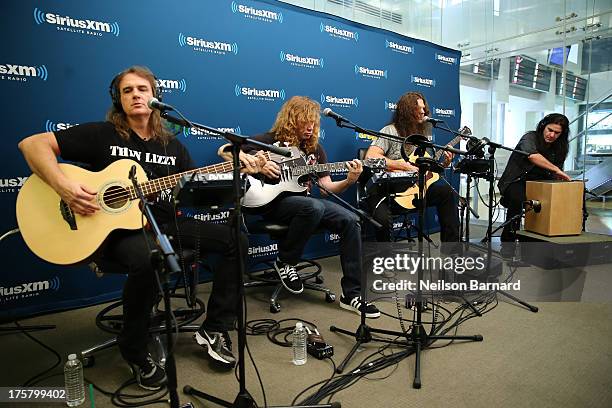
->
[292, 161, 348, 176]
[127, 154, 263, 199]
[433, 134, 463, 161]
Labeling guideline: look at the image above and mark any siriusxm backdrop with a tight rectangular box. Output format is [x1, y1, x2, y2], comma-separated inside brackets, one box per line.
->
[0, 0, 460, 320]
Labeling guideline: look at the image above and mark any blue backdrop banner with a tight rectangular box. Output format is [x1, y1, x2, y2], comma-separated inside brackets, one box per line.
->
[0, 0, 461, 320]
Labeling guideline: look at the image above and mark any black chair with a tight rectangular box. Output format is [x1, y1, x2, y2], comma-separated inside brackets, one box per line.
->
[244, 218, 336, 313]
[80, 248, 206, 367]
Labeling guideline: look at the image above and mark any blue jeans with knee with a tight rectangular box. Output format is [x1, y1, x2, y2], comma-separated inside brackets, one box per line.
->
[258, 195, 362, 298]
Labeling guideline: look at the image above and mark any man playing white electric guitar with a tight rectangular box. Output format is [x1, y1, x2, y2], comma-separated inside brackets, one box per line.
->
[234, 95, 380, 318]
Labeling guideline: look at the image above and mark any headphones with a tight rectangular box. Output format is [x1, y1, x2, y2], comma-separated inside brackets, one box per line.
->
[108, 71, 161, 112]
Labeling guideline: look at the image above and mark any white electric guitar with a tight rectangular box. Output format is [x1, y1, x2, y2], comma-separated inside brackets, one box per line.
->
[242, 146, 385, 208]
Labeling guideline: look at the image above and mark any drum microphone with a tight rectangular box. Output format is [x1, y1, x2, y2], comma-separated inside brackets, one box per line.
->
[523, 199, 541, 213]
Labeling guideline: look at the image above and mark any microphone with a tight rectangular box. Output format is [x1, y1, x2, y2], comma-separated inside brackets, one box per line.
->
[523, 200, 541, 213]
[147, 97, 175, 111]
[423, 116, 444, 125]
[322, 108, 349, 123]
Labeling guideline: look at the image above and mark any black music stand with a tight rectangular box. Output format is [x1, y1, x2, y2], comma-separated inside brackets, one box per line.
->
[129, 165, 184, 408]
[161, 113, 332, 408]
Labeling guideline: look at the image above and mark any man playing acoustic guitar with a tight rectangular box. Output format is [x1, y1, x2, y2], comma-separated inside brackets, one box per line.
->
[364, 91, 460, 247]
[18, 66, 263, 390]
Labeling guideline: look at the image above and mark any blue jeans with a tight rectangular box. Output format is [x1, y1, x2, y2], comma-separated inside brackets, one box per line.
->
[258, 195, 362, 298]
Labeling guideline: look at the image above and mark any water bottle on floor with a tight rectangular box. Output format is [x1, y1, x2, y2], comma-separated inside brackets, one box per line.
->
[292, 322, 307, 365]
[64, 353, 85, 406]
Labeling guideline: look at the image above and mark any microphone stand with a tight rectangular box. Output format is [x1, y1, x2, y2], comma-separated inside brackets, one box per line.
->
[431, 122, 537, 313]
[326, 117, 483, 387]
[161, 112, 329, 408]
[129, 166, 182, 408]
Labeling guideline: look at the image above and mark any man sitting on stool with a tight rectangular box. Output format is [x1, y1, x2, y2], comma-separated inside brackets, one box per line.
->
[498, 113, 571, 242]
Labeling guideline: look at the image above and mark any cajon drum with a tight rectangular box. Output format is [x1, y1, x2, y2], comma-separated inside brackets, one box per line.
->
[524, 180, 583, 236]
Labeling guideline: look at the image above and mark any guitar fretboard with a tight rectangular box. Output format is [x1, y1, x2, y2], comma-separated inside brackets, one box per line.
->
[125, 151, 271, 200]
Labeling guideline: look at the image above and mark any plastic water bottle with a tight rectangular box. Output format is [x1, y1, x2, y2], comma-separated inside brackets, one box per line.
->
[292, 322, 307, 365]
[64, 354, 85, 407]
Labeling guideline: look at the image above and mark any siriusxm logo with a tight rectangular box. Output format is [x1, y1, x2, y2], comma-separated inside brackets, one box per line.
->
[33, 8, 119, 37]
[320, 93, 358, 108]
[325, 232, 341, 244]
[436, 53, 457, 65]
[156, 78, 187, 94]
[45, 119, 78, 132]
[178, 33, 238, 55]
[0, 177, 27, 189]
[355, 65, 387, 79]
[319, 129, 326, 140]
[248, 243, 279, 257]
[280, 51, 324, 69]
[385, 39, 414, 55]
[0, 64, 48, 82]
[433, 107, 456, 117]
[411, 75, 436, 87]
[193, 210, 231, 223]
[235, 84, 285, 102]
[183, 126, 242, 139]
[384, 101, 397, 111]
[231, 2, 283, 23]
[320, 22, 359, 41]
[355, 132, 377, 142]
[0, 276, 60, 301]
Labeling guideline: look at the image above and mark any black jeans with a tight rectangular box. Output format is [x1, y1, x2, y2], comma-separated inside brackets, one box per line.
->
[500, 180, 527, 241]
[103, 218, 247, 364]
[366, 180, 460, 243]
[257, 195, 362, 299]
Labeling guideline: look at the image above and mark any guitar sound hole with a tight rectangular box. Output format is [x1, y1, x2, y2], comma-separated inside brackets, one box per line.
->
[103, 185, 129, 209]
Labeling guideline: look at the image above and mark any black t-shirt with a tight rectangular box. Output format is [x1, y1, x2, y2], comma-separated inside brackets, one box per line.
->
[243, 132, 330, 178]
[55, 121, 195, 223]
[498, 131, 564, 194]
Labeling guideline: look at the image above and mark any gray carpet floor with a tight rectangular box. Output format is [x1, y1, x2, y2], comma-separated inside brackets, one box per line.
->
[2, 250, 611, 408]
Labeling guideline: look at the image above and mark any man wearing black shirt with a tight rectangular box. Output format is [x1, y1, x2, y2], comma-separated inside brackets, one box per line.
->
[18, 66, 262, 390]
[498, 113, 571, 241]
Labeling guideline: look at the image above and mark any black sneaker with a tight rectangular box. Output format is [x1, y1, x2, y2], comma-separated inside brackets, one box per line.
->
[273, 259, 304, 294]
[128, 354, 167, 391]
[194, 329, 236, 368]
[339, 295, 381, 318]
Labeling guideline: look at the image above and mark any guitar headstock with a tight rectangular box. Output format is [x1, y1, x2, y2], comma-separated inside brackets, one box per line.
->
[459, 126, 472, 138]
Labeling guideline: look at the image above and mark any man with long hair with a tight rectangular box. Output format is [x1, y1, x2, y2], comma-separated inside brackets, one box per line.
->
[498, 113, 571, 241]
[242, 95, 380, 318]
[364, 91, 460, 245]
[18, 66, 262, 390]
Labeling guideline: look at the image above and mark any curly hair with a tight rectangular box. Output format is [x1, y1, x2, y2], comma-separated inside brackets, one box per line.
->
[391, 91, 430, 138]
[270, 96, 320, 154]
[105, 65, 173, 145]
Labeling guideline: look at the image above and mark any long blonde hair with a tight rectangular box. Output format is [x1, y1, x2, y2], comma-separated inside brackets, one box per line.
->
[270, 96, 320, 154]
[105, 66, 173, 144]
